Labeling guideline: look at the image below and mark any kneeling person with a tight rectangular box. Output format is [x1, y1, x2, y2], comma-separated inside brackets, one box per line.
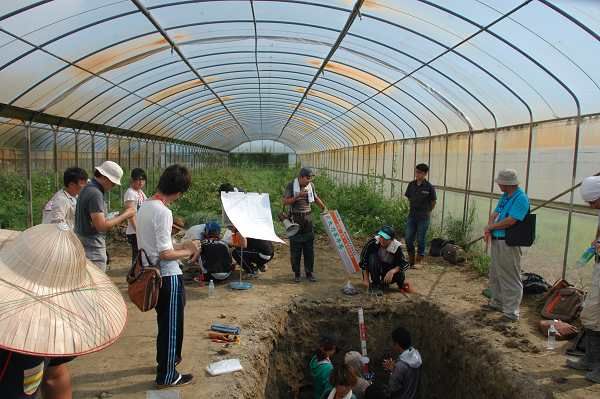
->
[360, 226, 408, 294]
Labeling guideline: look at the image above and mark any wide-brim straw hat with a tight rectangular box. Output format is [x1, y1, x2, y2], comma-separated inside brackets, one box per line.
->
[0, 224, 127, 357]
[95, 160, 123, 186]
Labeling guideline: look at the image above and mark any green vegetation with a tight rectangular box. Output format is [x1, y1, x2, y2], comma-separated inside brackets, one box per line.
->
[314, 173, 409, 236]
[0, 167, 487, 276]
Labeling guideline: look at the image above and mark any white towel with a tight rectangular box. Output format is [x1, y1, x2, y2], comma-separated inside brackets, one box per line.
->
[326, 388, 354, 399]
[375, 236, 402, 254]
[293, 178, 315, 203]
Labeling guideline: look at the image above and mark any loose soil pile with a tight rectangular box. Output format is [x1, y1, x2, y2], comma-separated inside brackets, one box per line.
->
[69, 237, 600, 399]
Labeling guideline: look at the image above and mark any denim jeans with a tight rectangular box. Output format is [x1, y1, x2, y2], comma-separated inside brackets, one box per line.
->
[405, 216, 430, 256]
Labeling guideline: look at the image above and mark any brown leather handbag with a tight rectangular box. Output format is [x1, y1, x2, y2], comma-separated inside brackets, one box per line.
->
[126, 249, 162, 312]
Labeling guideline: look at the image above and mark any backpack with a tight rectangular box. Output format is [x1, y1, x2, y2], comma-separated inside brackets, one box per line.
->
[541, 279, 584, 322]
[521, 272, 550, 295]
[441, 243, 466, 264]
[429, 238, 453, 257]
[201, 239, 233, 276]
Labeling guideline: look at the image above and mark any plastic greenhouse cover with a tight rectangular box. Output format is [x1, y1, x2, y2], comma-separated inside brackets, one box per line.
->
[0, 0, 598, 152]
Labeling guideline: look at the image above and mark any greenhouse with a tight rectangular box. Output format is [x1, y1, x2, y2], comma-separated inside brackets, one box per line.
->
[0, 1, 599, 398]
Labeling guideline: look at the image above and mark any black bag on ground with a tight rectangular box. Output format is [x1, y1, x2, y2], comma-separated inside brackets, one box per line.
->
[506, 211, 536, 247]
[521, 272, 550, 295]
[441, 243, 466, 264]
[429, 238, 453, 257]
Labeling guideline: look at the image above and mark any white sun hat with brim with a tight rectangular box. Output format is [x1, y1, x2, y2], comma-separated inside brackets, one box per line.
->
[95, 160, 123, 186]
[495, 169, 519, 186]
[0, 223, 127, 356]
[580, 176, 600, 202]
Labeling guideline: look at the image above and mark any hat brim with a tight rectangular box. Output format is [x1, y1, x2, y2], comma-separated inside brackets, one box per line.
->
[377, 231, 392, 240]
[495, 178, 519, 186]
[95, 166, 122, 186]
[0, 234, 127, 357]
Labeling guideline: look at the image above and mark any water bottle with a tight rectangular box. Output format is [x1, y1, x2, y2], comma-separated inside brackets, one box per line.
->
[576, 244, 598, 268]
[208, 280, 215, 298]
[547, 320, 558, 350]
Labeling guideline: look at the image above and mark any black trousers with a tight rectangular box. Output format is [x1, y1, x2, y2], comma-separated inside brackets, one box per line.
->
[127, 234, 138, 266]
[289, 231, 315, 275]
[155, 275, 185, 385]
[367, 253, 405, 289]
[232, 249, 271, 274]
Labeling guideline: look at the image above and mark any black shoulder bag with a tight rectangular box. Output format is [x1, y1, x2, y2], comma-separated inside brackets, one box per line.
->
[505, 202, 536, 247]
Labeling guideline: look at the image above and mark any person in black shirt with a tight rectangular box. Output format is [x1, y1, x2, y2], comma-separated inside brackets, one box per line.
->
[404, 164, 436, 267]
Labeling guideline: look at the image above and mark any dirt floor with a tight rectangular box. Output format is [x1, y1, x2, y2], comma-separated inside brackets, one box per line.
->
[69, 236, 600, 399]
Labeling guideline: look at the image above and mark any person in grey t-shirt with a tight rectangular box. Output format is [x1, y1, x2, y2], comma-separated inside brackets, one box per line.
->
[74, 161, 134, 271]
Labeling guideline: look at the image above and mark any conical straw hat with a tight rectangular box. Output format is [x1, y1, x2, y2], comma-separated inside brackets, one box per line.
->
[0, 223, 127, 356]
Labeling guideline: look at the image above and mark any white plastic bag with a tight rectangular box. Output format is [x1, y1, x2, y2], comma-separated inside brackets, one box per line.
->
[206, 358, 243, 376]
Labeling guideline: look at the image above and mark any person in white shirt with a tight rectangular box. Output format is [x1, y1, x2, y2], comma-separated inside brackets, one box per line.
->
[136, 164, 199, 389]
[42, 167, 88, 228]
[124, 168, 147, 265]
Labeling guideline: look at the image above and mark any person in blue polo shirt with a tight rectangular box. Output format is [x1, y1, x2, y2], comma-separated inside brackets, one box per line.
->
[483, 169, 530, 322]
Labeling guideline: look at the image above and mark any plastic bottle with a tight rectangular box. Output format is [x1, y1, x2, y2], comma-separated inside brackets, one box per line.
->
[547, 320, 558, 350]
[208, 280, 215, 298]
[576, 244, 598, 268]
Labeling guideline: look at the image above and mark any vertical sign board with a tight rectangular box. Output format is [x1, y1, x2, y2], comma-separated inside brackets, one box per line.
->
[321, 210, 361, 274]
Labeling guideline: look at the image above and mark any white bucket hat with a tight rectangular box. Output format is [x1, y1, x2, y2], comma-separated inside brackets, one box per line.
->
[495, 169, 519, 186]
[95, 160, 123, 186]
[0, 224, 127, 356]
[580, 176, 600, 202]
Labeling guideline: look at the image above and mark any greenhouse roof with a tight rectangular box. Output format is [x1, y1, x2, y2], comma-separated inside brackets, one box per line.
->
[0, 0, 598, 152]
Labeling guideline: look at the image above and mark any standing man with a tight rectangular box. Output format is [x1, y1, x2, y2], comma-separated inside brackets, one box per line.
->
[483, 169, 530, 322]
[404, 163, 436, 267]
[382, 326, 422, 399]
[136, 164, 200, 388]
[567, 176, 600, 383]
[42, 167, 88, 228]
[75, 161, 134, 272]
[124, 168, 148, 266]
[283, 167, 326, 283]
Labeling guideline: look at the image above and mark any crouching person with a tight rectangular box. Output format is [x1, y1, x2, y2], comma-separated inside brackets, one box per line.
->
[136, 164, 200, 388]
[230, 229, 274, 276]
[360, 226, 409, 295]
[383, 327, 422, 399]
[201, 222, 234, 281]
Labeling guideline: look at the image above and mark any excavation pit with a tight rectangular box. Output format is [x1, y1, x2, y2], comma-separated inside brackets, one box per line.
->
[265, 299, 550, 399]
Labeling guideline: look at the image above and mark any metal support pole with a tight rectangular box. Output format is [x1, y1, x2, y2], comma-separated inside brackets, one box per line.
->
[563, 117, 582, 277]
[52, 125, 59, 191]
[106, 134, 110, 212]
[391, 141, 397, 198]
[91, 132, 96, 169]
[137, 139, 142, 168]
[488, 128, 499, 225]
[25, 123, 33, 228]
[74, 130, 79, 166]
[145, 139, 149, 173]
[524, 122, 534, 193]
[128, 139, 132, 172]
[118, 138, 123, 200]
[152, 141, 156, 188]
[400, 140, 406, 194]
[463, 129, 474, 226]
[440, 133, 449, 231]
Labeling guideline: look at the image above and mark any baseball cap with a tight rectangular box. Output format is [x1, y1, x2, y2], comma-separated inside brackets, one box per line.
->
[299, 167, 315, 177]
[377, 225, 395, 240]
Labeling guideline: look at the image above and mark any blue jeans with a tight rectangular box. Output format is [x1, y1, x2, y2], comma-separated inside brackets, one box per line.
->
[405, 216, 430, 256]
